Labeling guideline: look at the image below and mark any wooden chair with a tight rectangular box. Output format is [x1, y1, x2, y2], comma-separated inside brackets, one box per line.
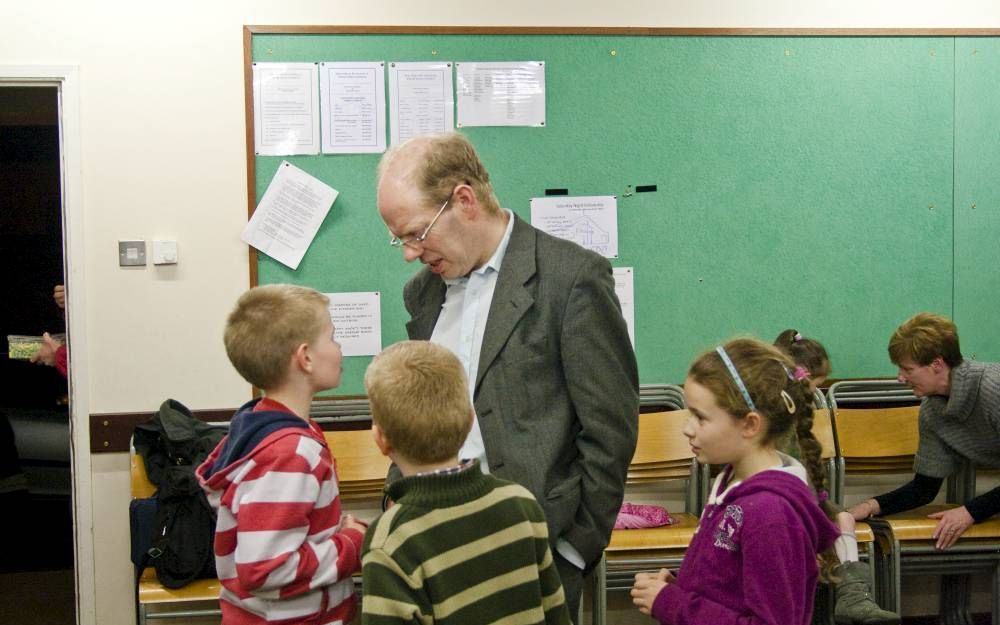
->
[828, 381, 1000, 624]
[130, 447, 222, 625]
[322, 427, 391, 502]
[592, 408, 702, 625]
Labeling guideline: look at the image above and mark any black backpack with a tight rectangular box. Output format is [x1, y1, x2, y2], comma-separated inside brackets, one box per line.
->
[132, 399, 226, 589]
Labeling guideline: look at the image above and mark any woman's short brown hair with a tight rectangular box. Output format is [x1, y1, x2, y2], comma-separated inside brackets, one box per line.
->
[888, 312, 962, 368]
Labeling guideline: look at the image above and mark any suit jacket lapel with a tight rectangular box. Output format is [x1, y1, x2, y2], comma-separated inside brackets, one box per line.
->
[475, 215, 536, 393]
[405, 272, 447, 340]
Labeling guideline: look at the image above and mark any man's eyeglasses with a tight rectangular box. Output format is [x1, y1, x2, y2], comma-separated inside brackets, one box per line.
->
[388, 195, 451, 249]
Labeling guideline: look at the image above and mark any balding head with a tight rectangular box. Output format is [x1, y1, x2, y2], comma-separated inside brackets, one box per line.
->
[377, 132, 501, 215]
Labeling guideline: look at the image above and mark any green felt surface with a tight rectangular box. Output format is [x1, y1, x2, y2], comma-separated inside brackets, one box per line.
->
[250, 33, 996, 395]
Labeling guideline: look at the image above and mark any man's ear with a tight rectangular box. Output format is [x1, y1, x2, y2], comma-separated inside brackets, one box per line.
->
[453, 183, 478, 218]
[372, 424, 392, 456]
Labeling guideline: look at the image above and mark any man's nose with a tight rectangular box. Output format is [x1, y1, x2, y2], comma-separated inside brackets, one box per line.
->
[402, 245, 421, 263]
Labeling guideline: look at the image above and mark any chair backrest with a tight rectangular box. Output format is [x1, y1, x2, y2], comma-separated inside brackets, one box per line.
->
[830, 404, 921, 506]
[131, 447, 157, 499]
[324, 428, 391, 502]
[827, 379, 917, 411]
[627, 409, 702, 512]
[311, 398, 372, 424]
[639, 383, 686, 411]
[629, 410, 694, 469]
[834, 405, 921, 460]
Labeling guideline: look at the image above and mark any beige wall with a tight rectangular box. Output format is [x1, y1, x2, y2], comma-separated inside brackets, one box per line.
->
[3, 2, 1000, 623]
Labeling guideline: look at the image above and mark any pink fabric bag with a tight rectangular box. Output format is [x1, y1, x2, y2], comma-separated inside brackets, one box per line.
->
[614, 502, 674, 529]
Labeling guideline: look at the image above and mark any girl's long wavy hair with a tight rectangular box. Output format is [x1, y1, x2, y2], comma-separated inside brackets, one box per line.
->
[688, 338, 839, 582]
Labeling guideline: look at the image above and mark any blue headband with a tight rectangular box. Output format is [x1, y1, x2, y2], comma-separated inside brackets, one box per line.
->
[716, 346, 757, 411]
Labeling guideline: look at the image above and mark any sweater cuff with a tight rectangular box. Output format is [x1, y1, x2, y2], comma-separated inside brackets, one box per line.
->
[651, 581, 681, 623]
[55, 345, 68, 378]
[966, 487, 1000, 523]
[340, 527, 366, 553]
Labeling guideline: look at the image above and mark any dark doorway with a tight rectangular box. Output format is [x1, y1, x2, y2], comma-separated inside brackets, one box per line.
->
[0, 86, 75, 624]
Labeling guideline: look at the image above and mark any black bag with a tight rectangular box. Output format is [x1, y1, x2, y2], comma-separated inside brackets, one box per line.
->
[132, 399, 226, 588]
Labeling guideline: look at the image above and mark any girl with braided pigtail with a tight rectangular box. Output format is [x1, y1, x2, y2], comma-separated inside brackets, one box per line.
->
[776, 330, 900, 625]
[631, 338, 840, 625]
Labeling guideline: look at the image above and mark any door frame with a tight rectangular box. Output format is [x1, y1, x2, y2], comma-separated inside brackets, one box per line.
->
[0, 65, 94, 625]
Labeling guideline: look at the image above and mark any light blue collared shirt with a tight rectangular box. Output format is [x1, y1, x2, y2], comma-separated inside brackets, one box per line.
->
[429, 210, 586, 570]
[430, 209, 515, 471]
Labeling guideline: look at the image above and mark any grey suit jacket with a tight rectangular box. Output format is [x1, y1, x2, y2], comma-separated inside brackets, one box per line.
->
[403, 214, 639, 567]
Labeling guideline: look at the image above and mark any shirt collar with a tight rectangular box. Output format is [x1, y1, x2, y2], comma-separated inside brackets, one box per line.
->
[414, 458, 476, 477]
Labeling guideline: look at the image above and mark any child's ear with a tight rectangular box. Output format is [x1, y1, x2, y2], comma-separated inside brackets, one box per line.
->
[292, 342, 312, 373]
[372, 424, 392, 456]
[742, 411, 765, 439]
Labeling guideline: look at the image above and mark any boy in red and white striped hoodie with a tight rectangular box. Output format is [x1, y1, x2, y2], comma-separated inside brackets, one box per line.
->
[197, 284, 367, 625]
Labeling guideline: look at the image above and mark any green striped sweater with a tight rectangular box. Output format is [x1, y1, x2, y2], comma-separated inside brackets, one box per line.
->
[361, 462, 570, 625]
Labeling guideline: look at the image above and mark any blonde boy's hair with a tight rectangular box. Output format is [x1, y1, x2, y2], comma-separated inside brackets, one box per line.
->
[364, 341, 472, 464]
[888, 312, 963, 368]
[377, 131, 502, 216]
[224, 284, 330, 390]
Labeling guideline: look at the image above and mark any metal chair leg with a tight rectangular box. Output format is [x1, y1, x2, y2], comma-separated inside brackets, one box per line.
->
[992, 561, 1000, 625]
[940, 574, 974, 625]
[592, 554, 607, 625]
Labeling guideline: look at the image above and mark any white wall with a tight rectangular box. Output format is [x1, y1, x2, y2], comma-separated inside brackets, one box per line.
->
[3, 2, 1000, 623]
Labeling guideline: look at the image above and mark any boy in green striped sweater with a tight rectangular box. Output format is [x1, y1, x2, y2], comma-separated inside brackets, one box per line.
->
[361, 341, 571, 625]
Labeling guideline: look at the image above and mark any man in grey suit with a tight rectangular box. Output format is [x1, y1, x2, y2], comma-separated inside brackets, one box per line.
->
[376, 132, 639, 619]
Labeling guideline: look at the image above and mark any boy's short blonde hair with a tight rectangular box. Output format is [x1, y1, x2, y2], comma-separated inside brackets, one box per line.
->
[224, 284, 330, 389]
[888, 312, 963, 368]
[364, 341, 472, 464]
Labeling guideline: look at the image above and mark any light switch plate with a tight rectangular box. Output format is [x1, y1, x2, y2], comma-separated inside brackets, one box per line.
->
[153, 240, 178, 265]
[118, 240, 146, 266]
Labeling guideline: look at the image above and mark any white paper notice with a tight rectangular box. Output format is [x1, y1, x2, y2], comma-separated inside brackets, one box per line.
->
[388, 62, 454, 145]
[456, 61, 545, 127]
[325, 292, 382, 357]
[613, 267, 636, 348]
[252, 63, 320, 155]
[242, 161, 338, 270]
[319, 62, 387, 154]
[530, 195, 619, 258]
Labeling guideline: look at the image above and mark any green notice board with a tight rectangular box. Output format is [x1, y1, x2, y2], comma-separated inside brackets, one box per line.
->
[249, 32, 997, 396]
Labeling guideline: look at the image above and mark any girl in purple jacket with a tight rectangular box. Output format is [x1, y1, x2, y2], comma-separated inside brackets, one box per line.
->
[631, 338, 840, 625]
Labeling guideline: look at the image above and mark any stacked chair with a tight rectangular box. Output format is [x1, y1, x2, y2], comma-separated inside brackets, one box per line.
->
[592, 384, 703, 625]
[828, 380, 1000, 624]
[322, 427, 391, 502]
